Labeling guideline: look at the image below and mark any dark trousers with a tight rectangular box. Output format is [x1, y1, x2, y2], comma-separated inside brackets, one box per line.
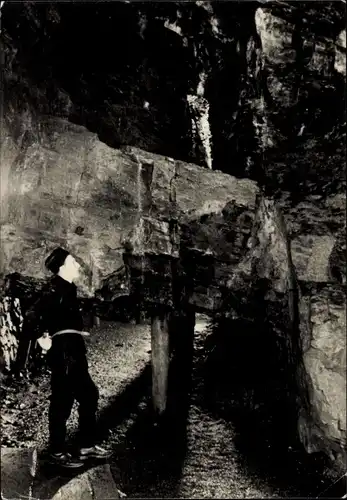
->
[48, 367, 99, 453]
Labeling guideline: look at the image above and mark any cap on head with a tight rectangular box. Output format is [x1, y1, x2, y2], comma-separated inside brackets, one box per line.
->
[45, 247, 70, 274]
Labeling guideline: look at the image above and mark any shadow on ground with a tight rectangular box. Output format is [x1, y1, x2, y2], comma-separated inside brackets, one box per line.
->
[69, 358, 192, 498]
[109, 353, 194, 498]
[197, 318, 346, 498]
[63, 317, 345, 499]
[108, 401, 190, 499]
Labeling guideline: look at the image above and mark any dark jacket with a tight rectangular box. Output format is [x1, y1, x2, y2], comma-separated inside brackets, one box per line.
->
[24, 275, 88, 375]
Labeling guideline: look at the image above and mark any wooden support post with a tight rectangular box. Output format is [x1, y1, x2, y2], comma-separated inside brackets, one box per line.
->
[151, 312, 170, 416]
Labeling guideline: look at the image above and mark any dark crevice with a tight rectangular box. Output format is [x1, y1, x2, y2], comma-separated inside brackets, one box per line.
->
[140, 160, 154, 215]
[195, 315, 341, 498]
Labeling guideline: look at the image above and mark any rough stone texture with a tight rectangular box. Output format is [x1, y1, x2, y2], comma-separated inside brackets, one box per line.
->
[217, 198, 346, 470]
[123, 185, 258, 312]
[277, 191, 346, 287]
[250, 2, 345, 203]
[335, 29, 346, 76]
[0, 296, 23, 372]
[253, 7, 295, 148]
[4, 111, 341, 466]
[96, 265, 130, 303]
[1, 0, 345, 478]
[298, 284, 346, 470]
[2, 2, 345, 191]
[51, 465, 121, 500]
[291, 235, 335, 282]
[126, 188, 346, 471]
[253, 2, 345, 145]
[1, 447, 120, 500]
[1, 447, 34, 499]
[0, 120, 258, 298]
[51, 473, 93, 500]
[1, 105, 345, 479]
[87, 464, 121, 500]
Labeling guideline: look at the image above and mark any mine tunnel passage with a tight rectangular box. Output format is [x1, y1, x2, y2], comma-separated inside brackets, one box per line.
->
[1, 294, 336, 498]
[122, 304, 329, 499]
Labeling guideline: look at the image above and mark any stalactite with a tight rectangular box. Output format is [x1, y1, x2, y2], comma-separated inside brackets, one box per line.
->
[161, 7, 214, 169]
[187, 68, 213, 169]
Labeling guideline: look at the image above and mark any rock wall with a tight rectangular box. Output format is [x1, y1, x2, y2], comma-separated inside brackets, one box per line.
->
[1, 108, 345, 468]
[1, 118, 133, 296]
[204, 195, 346, 471]
[0, 115, 257, 298]
[298, 283, 346, 470]
[2, 1, 345, 192]
[1, 0, 345, 474]
[253, 4, 345, 147]
[120, 158, 346, 470]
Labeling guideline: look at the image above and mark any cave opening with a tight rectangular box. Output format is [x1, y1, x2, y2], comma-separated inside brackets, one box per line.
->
[158, 302, 334, 498]
[99, 295, 336, 499]
[198, 315, 300, 481]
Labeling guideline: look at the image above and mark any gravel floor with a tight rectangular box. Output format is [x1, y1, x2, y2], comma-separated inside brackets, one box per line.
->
[1, 321, 151, 451]
[1, 317, 342, 499]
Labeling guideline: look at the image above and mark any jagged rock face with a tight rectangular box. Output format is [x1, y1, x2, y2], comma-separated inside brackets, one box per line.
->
[2, 1, 345, 193]
[298, 283, 346, 470]
[335, 29, 346, 76]
[1, 118, 134, 296]
[277, 191, 346, 286]
[217, 198, 346, 470]
[1, 0, 346, 474]
[253, 4, 345, 144]
[122, 157, 345, 467]
[0, 116, 257, 298]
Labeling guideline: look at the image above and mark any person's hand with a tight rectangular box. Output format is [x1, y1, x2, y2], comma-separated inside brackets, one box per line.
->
[81, 331, 91, 337]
